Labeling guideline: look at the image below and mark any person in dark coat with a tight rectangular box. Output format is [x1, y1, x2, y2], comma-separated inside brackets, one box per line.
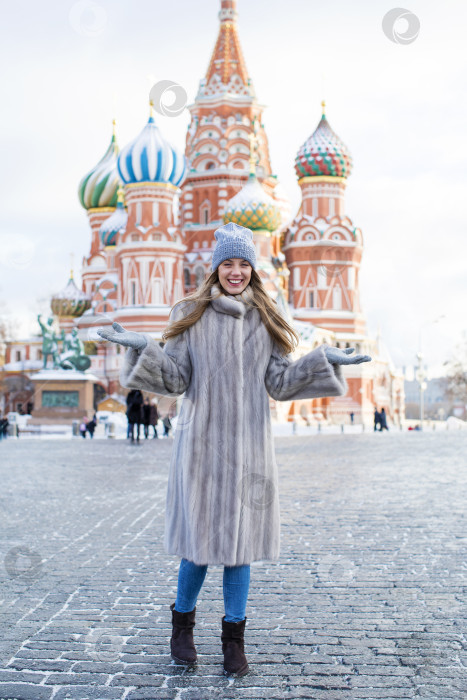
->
[142, 398, 151, 439]
[380, 408, 389, 431]
[162, 414, 172, 437]
[374, 407, 380, 432]
[149, 401, 159, 438]
[86, 417, 96, 439]
[126, 389, 143, 443]
[0, 416, 8, 440]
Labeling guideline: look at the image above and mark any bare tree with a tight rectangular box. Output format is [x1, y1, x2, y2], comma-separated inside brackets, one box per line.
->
[442, 341, 467, 404]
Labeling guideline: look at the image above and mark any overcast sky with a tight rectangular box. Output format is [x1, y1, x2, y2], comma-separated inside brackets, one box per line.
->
[0, 0, 465, 375]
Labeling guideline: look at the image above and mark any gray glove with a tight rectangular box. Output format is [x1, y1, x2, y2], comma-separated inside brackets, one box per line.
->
[97, 322, 147, 351]
[324, 346, 372, 365]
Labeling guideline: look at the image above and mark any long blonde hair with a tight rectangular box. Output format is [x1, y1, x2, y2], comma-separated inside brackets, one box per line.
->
[162, 268, 300, 356]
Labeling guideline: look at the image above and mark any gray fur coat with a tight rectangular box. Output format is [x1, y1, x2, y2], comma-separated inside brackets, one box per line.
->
[121, 283, 347, 566]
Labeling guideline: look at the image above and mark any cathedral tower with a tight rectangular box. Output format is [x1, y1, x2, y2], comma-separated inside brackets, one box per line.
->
[283, 103, 366, 336]
[181, 0, 287, 291]
[113, 103, 187, 332]
[78, 121, 120, 298]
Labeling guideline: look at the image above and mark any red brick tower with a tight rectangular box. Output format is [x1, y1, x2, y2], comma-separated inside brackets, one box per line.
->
[181, 0, 286, 289]
[283, 102, 366, 336]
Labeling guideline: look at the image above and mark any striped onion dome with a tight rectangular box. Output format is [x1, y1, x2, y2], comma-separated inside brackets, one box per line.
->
[51, 274, 92, 318]
[223, 173, 281, 232]
[99, 187, 128, 246]
[117, 105, 186, 187]
[78, 122, 120, 209]
[295, 104, 353, 180]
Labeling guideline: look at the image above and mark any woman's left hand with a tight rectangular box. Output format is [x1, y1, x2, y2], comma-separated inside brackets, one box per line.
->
[324, 346, 372, 365]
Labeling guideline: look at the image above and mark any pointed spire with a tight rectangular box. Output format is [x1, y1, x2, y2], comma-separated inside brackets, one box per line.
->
[149, 99, 155, 121]
[219, 0, 238, 24]
[204, 0, 250, 89]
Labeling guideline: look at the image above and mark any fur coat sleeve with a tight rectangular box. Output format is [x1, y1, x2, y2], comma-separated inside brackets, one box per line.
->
[265, 343, 347, 401]
[120, 306, 191, 396]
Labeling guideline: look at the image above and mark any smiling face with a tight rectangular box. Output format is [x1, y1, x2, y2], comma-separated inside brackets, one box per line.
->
[217, 258, 252, 295]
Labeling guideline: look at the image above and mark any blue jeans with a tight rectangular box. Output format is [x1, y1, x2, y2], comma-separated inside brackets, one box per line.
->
[174, 558, 250, 623]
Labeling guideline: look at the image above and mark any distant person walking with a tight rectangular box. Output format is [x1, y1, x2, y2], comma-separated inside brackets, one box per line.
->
[142, 398, 151, 439]
[374, 407, 381, 432]
[86, 416, 96, 439]
[126, 389, 143, 443]
[79, 417, 88, 439]
[349, 411, 354, 425]
[0, 416, 8, 440]
[380, 408, 389, 431]
[149, 400, 159, 438]
[162, 414, 172, 438]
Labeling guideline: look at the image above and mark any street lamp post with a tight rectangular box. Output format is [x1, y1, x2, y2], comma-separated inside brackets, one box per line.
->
[415, 352, 426, 429]
[416, 315, 445, 430]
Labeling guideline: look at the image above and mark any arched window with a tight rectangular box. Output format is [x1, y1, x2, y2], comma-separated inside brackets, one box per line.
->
[206, 162, 215, 170]
[200, 201, 211, 225]
[184, 268, 191, 287]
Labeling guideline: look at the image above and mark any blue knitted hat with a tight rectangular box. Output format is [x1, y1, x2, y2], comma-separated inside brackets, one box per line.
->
[211, 222, 256, 271]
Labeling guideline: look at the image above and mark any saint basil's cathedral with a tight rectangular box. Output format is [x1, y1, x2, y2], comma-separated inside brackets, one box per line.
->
[3, 0, 404, 426]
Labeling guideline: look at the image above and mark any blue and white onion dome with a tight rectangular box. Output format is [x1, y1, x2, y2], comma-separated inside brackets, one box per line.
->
[78, 121, 120, 209]
[117, 103, 187, 187]
[100, 186, 128, 246]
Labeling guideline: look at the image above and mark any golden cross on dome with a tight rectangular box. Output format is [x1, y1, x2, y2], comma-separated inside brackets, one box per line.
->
[70, 253, 74, 280]
[321, 99, 326, 116]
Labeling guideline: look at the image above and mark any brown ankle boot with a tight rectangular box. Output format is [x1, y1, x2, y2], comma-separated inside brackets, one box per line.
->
[221, 616, 249, 676]
[170, 603, 197, 664]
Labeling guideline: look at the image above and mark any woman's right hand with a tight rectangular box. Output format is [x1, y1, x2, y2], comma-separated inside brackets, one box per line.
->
[97, 322, 148, 351]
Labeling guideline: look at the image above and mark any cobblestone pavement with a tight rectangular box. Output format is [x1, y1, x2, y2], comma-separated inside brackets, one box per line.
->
[0, 432, 466, 700]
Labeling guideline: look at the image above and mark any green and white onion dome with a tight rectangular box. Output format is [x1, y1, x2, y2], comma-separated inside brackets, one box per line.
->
[295, 106, 353, 180]
[223, 173, 281, 232]
[78, 122, 120, 210]
[99, 187, 127, 246]
[51, 274, 92, 318]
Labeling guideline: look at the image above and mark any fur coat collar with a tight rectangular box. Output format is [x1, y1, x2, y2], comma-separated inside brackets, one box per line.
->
[209, 282, 255, 318]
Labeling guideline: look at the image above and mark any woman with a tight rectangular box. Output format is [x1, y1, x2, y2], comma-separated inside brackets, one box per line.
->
[98, 222, 371, 676]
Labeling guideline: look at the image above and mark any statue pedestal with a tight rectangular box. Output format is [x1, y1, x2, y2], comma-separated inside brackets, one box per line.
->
[30, 370, 99, 424]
